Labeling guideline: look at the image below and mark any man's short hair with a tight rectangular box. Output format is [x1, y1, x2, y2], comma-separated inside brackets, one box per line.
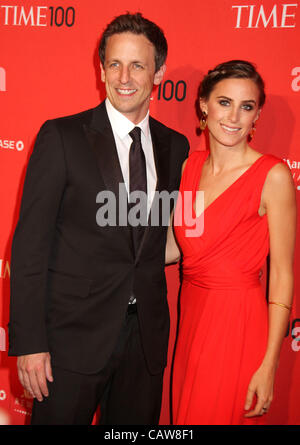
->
[99, 12, 168, 72]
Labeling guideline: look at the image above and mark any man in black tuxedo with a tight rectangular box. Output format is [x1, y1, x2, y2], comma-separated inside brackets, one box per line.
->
[8, 12, 189, 425]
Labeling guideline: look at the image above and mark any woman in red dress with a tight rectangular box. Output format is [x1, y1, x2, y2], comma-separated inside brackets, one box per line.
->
[167, 60, 296, 425]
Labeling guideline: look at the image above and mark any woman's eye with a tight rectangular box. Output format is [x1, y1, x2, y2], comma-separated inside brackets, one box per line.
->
[219, 100, 230, 106]
[242, 104, 254, 111]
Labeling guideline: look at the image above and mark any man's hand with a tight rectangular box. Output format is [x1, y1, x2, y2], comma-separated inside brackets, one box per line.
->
[17, 352, 53, 402]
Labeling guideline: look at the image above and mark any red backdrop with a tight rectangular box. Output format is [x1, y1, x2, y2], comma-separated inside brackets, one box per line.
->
[0, 0, 299, 425]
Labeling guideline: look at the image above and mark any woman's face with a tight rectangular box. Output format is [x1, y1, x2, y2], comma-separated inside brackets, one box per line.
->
[200, 77, 261, 149]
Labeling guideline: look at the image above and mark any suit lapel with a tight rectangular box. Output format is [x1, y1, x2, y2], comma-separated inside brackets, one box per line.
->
[150, 118, 171, 195]
[83, 103, 133, 250]
[83, 102, 125, 198]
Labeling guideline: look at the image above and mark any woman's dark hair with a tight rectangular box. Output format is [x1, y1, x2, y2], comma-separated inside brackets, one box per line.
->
[99, 12, 168, 72]
[199, 60, 266, 108]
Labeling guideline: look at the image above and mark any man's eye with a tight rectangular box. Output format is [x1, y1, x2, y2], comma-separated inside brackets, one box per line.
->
[133, 63, 143, 69]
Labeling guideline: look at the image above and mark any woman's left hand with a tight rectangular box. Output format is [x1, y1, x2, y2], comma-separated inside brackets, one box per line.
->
[244, 364, 276, 417]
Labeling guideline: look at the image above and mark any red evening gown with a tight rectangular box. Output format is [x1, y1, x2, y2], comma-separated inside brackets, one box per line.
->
[172, 150, 283, 425]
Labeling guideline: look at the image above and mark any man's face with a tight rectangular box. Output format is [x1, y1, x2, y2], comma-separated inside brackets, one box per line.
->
[100, 32, 166, 124]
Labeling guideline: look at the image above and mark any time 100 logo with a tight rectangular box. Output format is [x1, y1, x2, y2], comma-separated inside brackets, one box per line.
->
[157, 80, 187, 102]
[49, 6, 75, 27]
[0, 5, 76, 27]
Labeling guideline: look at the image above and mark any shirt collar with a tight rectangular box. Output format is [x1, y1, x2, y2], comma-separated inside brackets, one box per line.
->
[105, 98, 150, 140]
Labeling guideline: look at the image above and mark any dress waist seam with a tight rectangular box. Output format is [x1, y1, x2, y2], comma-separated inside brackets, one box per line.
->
[182, 277, 261, 291]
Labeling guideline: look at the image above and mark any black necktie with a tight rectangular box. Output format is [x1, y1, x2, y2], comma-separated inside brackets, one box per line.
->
[129, 127, 147, 255]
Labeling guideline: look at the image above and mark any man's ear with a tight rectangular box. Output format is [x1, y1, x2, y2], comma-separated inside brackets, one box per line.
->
[153, 64, 166, 86]
[100, 63, 106, 83]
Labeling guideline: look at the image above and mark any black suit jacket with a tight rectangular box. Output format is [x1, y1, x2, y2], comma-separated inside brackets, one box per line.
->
[8, 101, 189, 375]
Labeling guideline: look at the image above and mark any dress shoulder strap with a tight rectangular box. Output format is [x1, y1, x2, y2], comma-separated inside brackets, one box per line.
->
[249, 154, 286, 211]
[254, 154, 285, 184]
[260, 153, 284, 168]
[180, 150, 208, 190]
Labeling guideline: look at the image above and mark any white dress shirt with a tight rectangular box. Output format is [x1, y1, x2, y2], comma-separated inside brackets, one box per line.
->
[105, 98, 157, 215]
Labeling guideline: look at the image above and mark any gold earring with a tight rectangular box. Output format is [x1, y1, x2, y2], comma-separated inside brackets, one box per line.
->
[200, 111, 207, 131]
[249, 122, 256, 141]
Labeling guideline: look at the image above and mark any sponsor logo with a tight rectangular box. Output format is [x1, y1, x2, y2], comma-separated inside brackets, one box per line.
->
[0, 5, 76, 27]
[287, 318, 300, 352]
[284, 158, 300, 190]
[291, 67, 300, 92]
[0, 390, 7, 401]
[0, 139, 24, 152]
[0, 328, 5, 352]
[0, 67, 6, 92]
[232, 3, 298, 28]
[0, 259, 10, 278]
[291, 327, 300, 351]
[13, 391, 33, 416]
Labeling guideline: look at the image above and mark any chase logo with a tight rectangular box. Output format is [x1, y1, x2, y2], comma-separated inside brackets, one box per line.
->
[0, 139, 24, 152]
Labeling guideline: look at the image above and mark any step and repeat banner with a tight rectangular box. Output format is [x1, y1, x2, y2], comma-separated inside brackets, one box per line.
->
[0, 0, 299, 425]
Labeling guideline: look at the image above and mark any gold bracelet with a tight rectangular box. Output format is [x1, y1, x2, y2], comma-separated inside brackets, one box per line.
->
[269, 301, 292, 311]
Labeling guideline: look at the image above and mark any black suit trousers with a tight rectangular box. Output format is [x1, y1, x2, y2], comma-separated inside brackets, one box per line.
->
[31, 308, 164, 425]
